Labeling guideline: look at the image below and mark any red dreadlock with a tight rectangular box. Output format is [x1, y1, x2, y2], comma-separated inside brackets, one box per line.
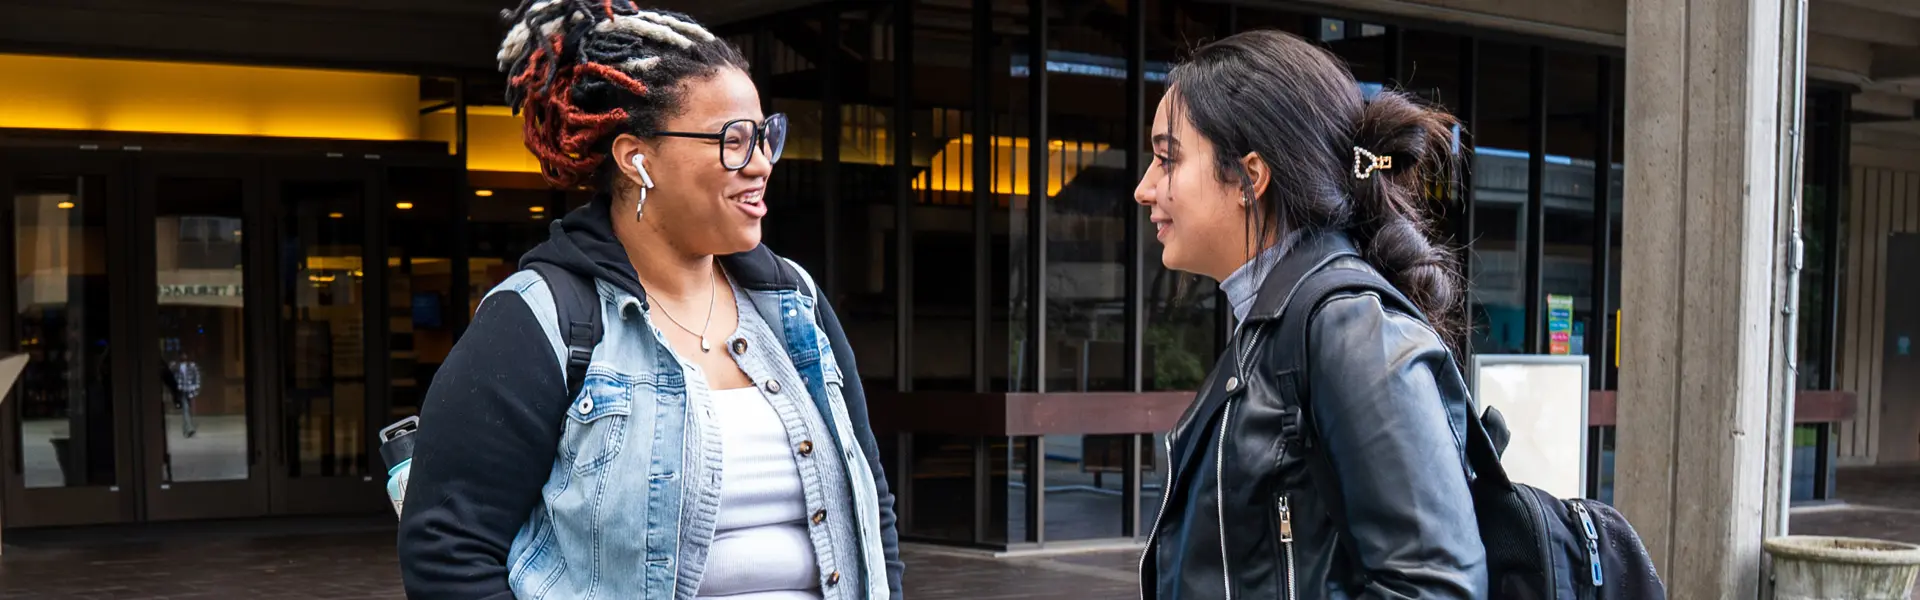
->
[515, 34, 648, 189]
[497, 3, 741, 190]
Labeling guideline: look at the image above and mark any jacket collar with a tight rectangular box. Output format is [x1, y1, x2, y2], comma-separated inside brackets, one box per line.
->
[1241, 230, 1362, 325]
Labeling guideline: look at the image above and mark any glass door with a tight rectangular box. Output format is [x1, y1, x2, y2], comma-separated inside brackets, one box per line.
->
[135, 158, 271, 521]
[267, 162, 386, 515]
[0, 152, 139, 527]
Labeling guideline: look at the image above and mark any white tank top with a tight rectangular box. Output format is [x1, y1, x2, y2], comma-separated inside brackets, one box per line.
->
[697, 386, 821, 600]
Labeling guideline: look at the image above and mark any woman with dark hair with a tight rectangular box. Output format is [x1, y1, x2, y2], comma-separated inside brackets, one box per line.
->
[395, 3, 901, 599]
[1135, 30, 1486, 599]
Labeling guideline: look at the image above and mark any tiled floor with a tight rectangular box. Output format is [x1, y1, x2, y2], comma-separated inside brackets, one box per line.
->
[0, 466, 1914, 598]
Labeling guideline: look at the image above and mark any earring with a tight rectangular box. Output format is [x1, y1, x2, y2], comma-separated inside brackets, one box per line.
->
[632, 154, 656, 221]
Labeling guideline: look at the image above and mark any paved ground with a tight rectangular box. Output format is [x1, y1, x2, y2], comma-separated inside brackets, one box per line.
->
[0, 466, 1913, 598]
[0, 518, 1140, 599]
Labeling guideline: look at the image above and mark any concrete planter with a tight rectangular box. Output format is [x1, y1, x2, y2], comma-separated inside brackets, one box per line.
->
[1765, 535, 1920, 600]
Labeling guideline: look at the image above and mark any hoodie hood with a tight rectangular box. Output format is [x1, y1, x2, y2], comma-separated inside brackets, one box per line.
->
[518, 195, 648, 301]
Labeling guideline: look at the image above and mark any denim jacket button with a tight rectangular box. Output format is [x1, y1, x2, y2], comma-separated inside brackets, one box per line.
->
[764, 379, 782, 395]
[576, 398, 594, 414]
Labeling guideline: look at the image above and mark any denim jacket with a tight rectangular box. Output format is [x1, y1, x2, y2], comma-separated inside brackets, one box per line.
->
[483, 251, 896, 600]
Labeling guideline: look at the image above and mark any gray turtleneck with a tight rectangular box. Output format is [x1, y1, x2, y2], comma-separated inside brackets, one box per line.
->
[1219, 231, 1303, 326]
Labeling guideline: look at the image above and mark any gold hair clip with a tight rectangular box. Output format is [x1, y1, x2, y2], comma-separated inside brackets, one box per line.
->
[1353, 146, 1392, 180]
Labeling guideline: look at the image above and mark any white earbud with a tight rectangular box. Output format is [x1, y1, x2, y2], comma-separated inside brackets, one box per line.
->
[632, 154, 656, 189]
[632, 154, 655, 221]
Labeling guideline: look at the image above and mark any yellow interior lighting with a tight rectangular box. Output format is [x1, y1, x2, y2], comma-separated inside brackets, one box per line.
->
[914, 135, 1111, 197]
[0, 54, 420, 140]
[475, 189, 495, 197]
[305, 256, 364, 272]
[56, 201, 75, 210]
[396, 202, 415, 210]
[423, 105, 545, 174]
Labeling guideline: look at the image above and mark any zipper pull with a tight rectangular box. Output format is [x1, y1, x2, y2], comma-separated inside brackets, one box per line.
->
[1573, 503, 1604, 587]
[1276, 496, 1293, 543]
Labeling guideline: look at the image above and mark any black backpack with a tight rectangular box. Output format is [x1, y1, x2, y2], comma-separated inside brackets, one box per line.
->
[526, 263, 602, 401]
[1271, 260, 1667, 600]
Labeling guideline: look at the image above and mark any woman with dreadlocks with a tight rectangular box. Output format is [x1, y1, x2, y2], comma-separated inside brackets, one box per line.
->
[395, 3, 902, 599]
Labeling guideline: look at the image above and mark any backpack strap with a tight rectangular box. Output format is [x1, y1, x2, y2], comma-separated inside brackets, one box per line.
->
[1275, 261, 1516, 579]
[1271, 262, 1413, 576]
[526, 263, 601, 402]
[780, 256, 819, 304]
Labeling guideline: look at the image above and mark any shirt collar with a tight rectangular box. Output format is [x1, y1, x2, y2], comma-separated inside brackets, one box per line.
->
[1221, 230, 1303, 324]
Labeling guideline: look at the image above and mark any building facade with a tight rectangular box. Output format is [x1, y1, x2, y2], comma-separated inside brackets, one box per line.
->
[1, 0, 1916, 556]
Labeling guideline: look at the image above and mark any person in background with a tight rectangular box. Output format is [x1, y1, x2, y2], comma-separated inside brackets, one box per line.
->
[1134, 29, 1486, 599]
[395, 3, 902, 599]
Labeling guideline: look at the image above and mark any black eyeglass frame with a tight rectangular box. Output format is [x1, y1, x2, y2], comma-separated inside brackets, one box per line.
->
[647, 113, 788, 171]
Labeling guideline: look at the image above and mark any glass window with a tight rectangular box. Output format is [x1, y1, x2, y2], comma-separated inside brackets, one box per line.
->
[12, 174, 115, 489]
[1467, 40, 1536, 355]
[1038, 0, 1136, 543]
[1541, 51, 1603, 359]
[1797, 89, 1841, 389]
[160, 176, 251, 483]
[386, 168, 459, 422]
[818, 8, 901, 392]
[467, 186, 553, 316]
[278, 177, 369, 479]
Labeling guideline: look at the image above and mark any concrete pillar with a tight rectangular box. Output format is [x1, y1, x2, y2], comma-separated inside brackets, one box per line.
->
[1617, 0, 1802, 597]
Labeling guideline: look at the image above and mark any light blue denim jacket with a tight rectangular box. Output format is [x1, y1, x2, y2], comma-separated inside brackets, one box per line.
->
[485, 259, 891, 600]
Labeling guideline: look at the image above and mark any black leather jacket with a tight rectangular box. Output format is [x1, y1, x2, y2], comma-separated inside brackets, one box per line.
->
[1140, 234, 1488, 600]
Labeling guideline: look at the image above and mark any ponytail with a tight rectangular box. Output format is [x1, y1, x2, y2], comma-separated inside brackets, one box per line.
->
[1346, 91, 1466, 349]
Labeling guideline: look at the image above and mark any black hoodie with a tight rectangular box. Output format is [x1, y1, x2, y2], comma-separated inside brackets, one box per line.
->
[395, 198, 904, 599]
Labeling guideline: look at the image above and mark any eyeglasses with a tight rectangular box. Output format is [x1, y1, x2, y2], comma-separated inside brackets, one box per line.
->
[647, 113, 787, 171]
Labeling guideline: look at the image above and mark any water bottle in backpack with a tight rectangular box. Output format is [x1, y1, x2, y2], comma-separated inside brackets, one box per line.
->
[379, 417, 420, 518]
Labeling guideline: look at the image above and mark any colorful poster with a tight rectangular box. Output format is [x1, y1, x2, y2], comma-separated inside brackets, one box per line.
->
[1547, 294, 1573, 355]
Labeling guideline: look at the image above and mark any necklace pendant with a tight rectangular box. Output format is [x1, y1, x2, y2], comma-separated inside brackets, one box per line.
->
[700, 338, 711, 353]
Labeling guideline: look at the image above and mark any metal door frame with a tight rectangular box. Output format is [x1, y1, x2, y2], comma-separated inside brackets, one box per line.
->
[0, 149, 142, 527]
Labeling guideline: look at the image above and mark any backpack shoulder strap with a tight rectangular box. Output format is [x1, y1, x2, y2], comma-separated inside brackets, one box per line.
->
[1272, 263, 1416, 573]
[526, 263, 601, 402]
[779, 256, 820, 305]
[1278, 264, 1516, 572]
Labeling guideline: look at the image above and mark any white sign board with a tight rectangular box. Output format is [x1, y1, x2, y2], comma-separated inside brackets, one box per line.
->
[1471, 354, 1590, 500]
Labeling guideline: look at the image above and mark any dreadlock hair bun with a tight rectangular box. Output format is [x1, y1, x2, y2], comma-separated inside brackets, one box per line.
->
[498, 1, 746, 189]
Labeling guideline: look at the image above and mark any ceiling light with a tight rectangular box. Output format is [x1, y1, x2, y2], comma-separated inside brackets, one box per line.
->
[56, 201, 74, 209]
[529, 206, 545, 213]
[475, 190, 494, 197]
[329, 212, 344, 219]
[395, 202, 414, 210]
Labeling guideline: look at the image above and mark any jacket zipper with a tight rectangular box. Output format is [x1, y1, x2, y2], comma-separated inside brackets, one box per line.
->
[1216, 323, 1261, 600]
[1572, 502, 1604, 598]
[1143, 323, 1264, 600]
[1216, 400, 1235, 600]
[1276, 494, 1297, 600]
[1138, 432, 1177, 600]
